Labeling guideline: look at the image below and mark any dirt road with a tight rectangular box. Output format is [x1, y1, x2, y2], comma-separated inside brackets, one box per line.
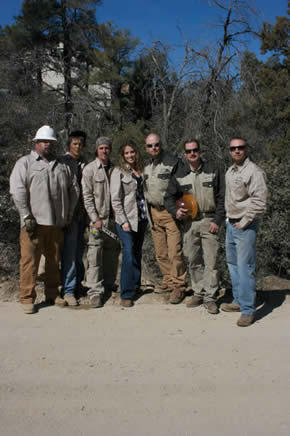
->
[1, 295, 290, 436]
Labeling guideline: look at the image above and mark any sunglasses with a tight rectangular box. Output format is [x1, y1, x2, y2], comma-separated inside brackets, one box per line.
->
[185, 148, 200, 154]
[146, 142, 160, 148]
[230, 145, 246, 151]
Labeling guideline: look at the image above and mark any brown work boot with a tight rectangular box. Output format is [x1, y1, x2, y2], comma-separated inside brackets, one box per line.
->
[90, 295, 103, 308]
[237, 314, 254, 327]
[169, 289, 185, 304]
[186, 295, 203, 308]
[204, 301, 219, 314]
[21, 303, 36, 314]
[64, 294, 78, 306]
[120, 299, 133, 308]
[154, 283, 171, 294]
[221, 302, 240, 312]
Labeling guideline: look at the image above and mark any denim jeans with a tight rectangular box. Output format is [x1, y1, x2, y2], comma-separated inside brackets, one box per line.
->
[226, 220, 259, 315]
[61, 218, 86, 296]
[116, 221, 147, 300]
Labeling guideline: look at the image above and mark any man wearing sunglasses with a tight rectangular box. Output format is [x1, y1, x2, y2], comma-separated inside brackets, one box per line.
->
[165, 139, 225, 314]
[222, 137, 267, 327]
[144, 133, 186, 304]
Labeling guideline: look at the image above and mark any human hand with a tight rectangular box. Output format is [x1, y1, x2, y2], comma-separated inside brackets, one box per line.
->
[122, 223, 131, 232]
[24, 216, 37, 233]
[234, 223, 242, 229]
[92, 220, 103, 230]
[176, 207, 188, 221]
[209, 222, 219, 233]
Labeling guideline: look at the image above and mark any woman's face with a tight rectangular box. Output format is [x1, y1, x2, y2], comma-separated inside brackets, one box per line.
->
[123, 145, 136, 166]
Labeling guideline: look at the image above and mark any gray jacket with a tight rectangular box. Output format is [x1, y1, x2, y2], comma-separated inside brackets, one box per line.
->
[10, 150, 79, 227]
[225, 157, 267, 229]
[110, 167, 147, 232]
[82, 158, 113, 225]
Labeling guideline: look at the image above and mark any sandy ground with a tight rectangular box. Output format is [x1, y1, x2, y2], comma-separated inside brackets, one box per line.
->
[1, 289, 290, 436]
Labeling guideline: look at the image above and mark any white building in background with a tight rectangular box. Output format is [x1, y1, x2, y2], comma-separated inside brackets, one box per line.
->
[41, 43, 111, 110]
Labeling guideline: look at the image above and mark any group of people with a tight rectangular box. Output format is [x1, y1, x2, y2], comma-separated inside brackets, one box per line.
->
[10, 126, 267, 327]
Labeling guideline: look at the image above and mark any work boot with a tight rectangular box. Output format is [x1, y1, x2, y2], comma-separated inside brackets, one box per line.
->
[154, 283, 171, 294]
[45, 296, 67, 306]
[90, 295, 103, 308]
[21, 303, 36, 314]
[221, 302, 240, 312]
[237, 314, 254, 327]
[54, 296, 67, 306]
[64, 294, 78, 306]
[120, 299, 133, 308]
[204, 301, 219, 314]
[169, 288, 185, 304]
[186, 295, 203, 308]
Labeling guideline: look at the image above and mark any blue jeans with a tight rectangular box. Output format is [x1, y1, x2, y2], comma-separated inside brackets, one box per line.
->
[61, 218, 86, 296]
[116, 221, 147, 300]
[226, 220, 259, 315]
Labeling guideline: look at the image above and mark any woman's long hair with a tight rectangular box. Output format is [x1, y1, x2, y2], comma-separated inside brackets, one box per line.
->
[118, 140, 144, 173]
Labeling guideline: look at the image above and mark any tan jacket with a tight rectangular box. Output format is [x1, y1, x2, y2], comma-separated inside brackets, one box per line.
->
[10, 151, 79, 227]
[225, 157, 267, 229]
[110, 167, 141, 232]
[82, 158, 113, 224]
[144, 150, 178, 207]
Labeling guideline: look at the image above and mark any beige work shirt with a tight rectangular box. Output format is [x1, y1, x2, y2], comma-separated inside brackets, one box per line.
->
[10, 150, 79, 227]
[144, 150, 178, 207]
[81, 158, 113, 224]
[225, 157, 267, 229]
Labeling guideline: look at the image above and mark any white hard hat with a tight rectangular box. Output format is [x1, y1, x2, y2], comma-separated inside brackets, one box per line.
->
[33, 125, 57, 142]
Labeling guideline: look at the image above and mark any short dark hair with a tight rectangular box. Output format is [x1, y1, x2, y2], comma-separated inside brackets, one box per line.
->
[229, 136, 249, 147]
[184, 138, 200, 151]
[67, 130, 87, 148]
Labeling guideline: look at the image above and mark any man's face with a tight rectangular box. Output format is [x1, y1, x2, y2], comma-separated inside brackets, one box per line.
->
[184, 141, 201, 167]
[69, 137, 84, 159]
[97, 144, 111, 164]
[145, 134, 161, 160]
[35, 140, 55, 158]
[229, 139, 247, 166]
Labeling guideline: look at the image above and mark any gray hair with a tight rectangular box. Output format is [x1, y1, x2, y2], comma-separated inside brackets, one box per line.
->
[96, 136, 112, 149]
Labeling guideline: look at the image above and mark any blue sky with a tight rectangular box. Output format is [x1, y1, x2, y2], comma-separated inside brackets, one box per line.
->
[0, 0, 287, 61]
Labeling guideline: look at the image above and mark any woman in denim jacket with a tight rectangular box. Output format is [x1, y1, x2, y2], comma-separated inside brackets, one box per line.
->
[110, 140, 148, 307]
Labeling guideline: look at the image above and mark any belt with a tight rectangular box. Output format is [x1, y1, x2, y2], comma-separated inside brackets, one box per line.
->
[195, 212, 214, 220]
[151, 204, 165, 211]
[228, 217, 241, 224]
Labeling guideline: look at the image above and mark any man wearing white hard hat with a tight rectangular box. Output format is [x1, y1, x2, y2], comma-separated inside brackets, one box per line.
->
[10, 125, 79, 314]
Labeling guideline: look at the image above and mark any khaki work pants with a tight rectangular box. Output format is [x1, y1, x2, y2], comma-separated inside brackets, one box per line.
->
[19, 225, 63, 304]
[85, 220, 120, 296]
[151, 207, 186, 288]
[183, 217, 219, 301]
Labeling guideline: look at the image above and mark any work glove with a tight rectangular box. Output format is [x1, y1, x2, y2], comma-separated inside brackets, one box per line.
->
[24, 216, 37, 233]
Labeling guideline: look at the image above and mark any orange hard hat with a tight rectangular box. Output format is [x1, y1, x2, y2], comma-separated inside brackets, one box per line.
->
[176, 193, 198, 219]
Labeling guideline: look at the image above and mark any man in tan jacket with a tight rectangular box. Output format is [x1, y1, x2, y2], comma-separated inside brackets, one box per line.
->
[10, 125, 79, 314]
[144, 133, 186, 304]
[82, 137, 120, 307]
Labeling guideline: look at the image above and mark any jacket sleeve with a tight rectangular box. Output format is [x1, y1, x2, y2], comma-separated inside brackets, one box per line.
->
[81, 166, 99, 223]
[110, 168, 128, 226]
[213, 167, 225, 226]
[9, 157, 31, 221]
[239, 169, 268, 229]
[164, 170, 183, 218]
